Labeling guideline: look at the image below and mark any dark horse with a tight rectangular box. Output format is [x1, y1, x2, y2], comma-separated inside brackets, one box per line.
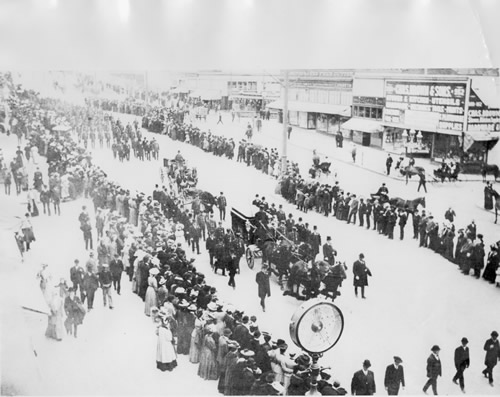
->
[184, 188, 217, 213]
[261, 240, 293, 288]
[492, 190, 500, 224]
[481, 164, 499, 182]
[388, 196, 426, 213]
[315, 162, 331, 176]
[400, 165, 426, 178]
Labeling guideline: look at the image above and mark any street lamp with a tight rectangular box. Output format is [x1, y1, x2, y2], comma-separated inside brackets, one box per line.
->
[409, 129, 415, 143]
[402, 129, 408, 142]
[416, 130, 422, 145]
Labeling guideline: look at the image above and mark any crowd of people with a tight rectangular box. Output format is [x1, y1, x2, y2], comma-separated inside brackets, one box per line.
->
[276, 170, 500, 288]
[5, 91, 350, 395]
[5, 80, 499, 396]
[131, 102, 500, 291]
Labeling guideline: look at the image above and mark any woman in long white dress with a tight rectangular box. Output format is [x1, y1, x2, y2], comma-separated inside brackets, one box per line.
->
[45, 289, 64, 341]
[60, 174, 70, 201]
[174, 223, 186, 249]
[144, 270, 158, 316]
[156, 317, 177, 371]
[30, 145, 40, 164]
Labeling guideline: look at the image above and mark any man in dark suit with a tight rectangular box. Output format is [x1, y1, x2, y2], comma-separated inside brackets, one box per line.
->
[351, 359, 376, 395]
[482, 330, 500, 386]
[322, 236, 337, 266]
[308, 226, 321, 258]
[109, 253, 124, 295]
[452, 337, 470, 392]
[217, 192, 227, 221]
[384, 356, 405, 395]
[232, 316, 251, 349]
[423, 345, 442, 395]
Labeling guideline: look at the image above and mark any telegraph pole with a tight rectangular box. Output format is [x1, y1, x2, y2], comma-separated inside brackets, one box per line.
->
[281, 69, 289, 176]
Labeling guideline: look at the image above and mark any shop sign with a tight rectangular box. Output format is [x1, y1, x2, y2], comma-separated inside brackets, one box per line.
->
[353, 96, 385, 106]
[288, 69, 353, 79]
[467, 88, 500, 132]
[384, 80, 466, 132]
[292, 80, 353, 91]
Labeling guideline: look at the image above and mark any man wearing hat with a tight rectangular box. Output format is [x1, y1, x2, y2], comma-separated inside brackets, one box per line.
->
[423, 345, 441, 395]
[217, 192, 227, 221]
[482, 330, 500, 386]
[255, 264, 272, 312]
[322, 236, 337, 266]
[109, 253, 124, 295]
[98, 264, 113, 309]
[384, 357, 405, 395]
[453, 337, 470, 392]
[351, 359, 376, 395]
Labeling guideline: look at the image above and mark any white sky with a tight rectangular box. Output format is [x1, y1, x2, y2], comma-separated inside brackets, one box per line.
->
[1, 0, 499, 72]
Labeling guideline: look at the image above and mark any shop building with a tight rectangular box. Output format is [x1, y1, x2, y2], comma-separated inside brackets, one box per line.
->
[339, 71, 499, 167]
[173, 70, 280, 112]
[267, 69, 353, 133]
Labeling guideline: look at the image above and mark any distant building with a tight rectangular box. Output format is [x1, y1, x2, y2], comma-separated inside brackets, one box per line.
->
[270, 68, 500, 169]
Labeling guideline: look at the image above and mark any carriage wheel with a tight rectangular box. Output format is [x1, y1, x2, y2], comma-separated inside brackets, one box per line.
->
[246, 247, 255, 269]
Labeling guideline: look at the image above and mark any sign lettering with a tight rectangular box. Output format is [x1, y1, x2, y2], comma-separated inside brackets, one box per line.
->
[384, 80, 467, 132]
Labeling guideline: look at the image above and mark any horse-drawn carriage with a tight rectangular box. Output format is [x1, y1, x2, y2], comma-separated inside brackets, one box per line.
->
[369, 192, 426, 213]
[183, 188, 217, 213]
[230, 205, 345, 301]
[161, 157, 198, 189]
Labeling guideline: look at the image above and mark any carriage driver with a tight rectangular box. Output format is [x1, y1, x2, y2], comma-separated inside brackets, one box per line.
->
[376, 183, 389, 201]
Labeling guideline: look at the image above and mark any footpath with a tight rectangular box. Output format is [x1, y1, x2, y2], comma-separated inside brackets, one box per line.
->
[194, 111, 488, 183]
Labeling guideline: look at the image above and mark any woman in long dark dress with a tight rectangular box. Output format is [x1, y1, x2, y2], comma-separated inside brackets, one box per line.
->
[198, 325, 219, 380]
[484, 183, 494, 210]
[483, 245, 499, 283]
[177, 303, 195, 355]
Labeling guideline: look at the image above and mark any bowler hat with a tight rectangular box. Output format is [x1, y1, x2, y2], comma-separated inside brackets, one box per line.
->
[240, 349, 255, 357]
[461, 337, 469, 344]
[491, 331, 499, 338]
[431, 345, 441, 352]
[363, 359, 371, 368]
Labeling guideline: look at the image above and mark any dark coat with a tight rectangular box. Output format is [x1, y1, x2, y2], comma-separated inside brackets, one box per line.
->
[426, 354, 442, 379]
[384, 364, 405, 389]
[353, 260, 371, 287]
[255, 271, 271, 299]
[351, 369, 376, 395]
[109, 259, 124, 278]
[484, 338, 500, 366]
[322, 243, 336, 263]
[454, 346, 470, 369]
[233, 323, 251, 349]
[83, 272, 99, 292]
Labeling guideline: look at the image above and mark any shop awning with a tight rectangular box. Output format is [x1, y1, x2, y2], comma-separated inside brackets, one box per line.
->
[471, 77, 500, 109]
[267, 101, 351, 116]
[189, 90, 222, 101]
[380, 121, 462, 136]
[170, 87, 189, 94]
[468, 131, 500, 141]
[341, 118, 384, 133]
[229, 93, 263, 100]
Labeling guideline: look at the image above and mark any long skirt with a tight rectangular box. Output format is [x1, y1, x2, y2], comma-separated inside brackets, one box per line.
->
[189, 333, 202, 363]
[45, 312, 64, 340]
[156, 360, 178, 372]
[144, 287, 157, 316]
